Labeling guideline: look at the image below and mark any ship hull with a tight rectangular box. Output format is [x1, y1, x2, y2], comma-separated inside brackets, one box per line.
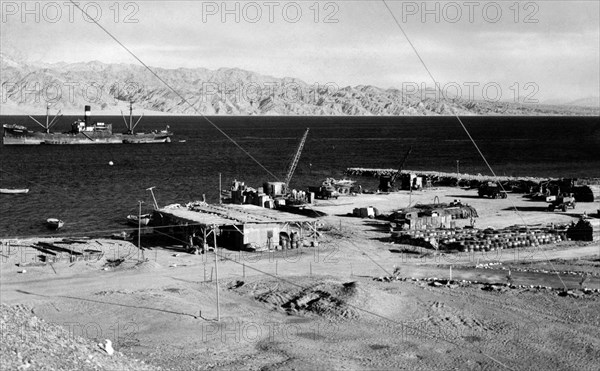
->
[43, 133, 124, 145]
[123, 134, 172, 144]
[3, 136, 44, 145]
[2, 125, 45, 145]
[3, 128, 172, 144]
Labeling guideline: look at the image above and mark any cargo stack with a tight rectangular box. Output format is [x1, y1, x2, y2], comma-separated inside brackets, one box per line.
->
[391, 225, 571, 251]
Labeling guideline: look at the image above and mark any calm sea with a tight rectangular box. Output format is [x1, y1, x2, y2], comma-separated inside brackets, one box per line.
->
[1, 115, 599, 238]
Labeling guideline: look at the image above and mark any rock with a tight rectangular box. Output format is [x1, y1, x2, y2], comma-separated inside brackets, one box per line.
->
[99, 339, 114, 356]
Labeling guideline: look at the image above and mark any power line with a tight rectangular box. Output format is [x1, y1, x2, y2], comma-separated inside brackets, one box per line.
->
[380, 0, 569, 291]
[66, 0, 279, 182]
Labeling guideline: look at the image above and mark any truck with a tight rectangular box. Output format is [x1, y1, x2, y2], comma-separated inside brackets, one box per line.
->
[478, 182, 508, 199]
[308, 185, 339, 200]
[547, 193, 576, 212]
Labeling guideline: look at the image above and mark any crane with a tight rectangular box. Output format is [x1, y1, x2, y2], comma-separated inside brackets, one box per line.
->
[284, 128, 309, 191]
[390, 146, 413, 186]
[378, 146, 412, 192]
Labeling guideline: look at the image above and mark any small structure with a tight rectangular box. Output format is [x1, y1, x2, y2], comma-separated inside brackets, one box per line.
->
[392, 213, 454, 230]
[388, 200, 477, 231]
[152, 202, 320, 251]
[400, 173, 423, 190]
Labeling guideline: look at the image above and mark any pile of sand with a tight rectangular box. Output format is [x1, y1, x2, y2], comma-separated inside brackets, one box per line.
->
[0, 304, 158, 370]
[230, 277, 384, 320]
[132, 260, 162, 272]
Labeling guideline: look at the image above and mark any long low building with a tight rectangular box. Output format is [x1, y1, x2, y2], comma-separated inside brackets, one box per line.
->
[152, 202, 320, 251]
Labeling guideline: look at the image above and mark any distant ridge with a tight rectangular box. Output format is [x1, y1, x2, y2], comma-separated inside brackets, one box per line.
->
[566, 96, 600, 108]
[1, 53, 598, 116]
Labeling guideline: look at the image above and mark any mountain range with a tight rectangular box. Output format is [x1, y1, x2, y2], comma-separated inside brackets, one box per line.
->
[1, 53, 598, 116]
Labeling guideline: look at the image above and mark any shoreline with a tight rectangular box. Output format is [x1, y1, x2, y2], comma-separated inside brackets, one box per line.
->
[346, 168, 600, 187]
[2, 186, 599, 370]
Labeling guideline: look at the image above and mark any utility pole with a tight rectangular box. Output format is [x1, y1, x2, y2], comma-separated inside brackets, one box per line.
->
[213, 224, 220, 321]
[456, 160, 460, 179]
[219, 173, 222, 205]
[138, 201, 144, 261]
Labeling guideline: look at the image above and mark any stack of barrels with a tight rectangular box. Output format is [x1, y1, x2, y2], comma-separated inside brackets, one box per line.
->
[392, 225, 569, 252]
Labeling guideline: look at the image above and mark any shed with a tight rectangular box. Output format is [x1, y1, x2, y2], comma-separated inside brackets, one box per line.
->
[152, 203, 319, 251]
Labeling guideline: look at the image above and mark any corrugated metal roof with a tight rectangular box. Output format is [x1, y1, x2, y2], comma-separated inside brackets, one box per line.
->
[157, 203, 316, 227]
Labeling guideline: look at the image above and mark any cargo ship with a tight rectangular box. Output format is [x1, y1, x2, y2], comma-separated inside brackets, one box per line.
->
[121, 102, 172, 144]
[2, 104, 172, 145]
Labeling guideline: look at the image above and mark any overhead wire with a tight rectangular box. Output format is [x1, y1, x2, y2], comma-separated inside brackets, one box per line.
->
[0, 3, 580, 368]
[380, 0, 569, 291]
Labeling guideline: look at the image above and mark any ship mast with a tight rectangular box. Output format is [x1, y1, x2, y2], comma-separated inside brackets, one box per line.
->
[29, 103, 62, 133]
[129, 101, 133, 133]
[121, 101, 144, 134]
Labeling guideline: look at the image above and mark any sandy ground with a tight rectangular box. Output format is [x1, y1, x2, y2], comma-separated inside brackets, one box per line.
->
[2, 187, 600, 370]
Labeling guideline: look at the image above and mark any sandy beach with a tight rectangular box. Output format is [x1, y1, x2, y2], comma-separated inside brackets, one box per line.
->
[2, 186, 600, 370]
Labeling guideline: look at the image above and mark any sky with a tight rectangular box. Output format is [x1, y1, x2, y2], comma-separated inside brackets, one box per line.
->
[1, 0, 599, 103]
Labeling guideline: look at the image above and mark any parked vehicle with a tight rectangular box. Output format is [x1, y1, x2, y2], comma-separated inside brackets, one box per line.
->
[547, 193, 576, 212]
[308, 185, 339, 200]
[478, 182, 508, 199]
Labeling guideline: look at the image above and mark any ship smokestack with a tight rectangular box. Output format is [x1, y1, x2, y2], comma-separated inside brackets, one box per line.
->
[84, 105, 91, 127]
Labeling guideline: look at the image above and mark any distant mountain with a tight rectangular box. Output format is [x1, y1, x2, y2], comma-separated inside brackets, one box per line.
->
[1, 53, 598, 116]
[566, 96, 600, 108]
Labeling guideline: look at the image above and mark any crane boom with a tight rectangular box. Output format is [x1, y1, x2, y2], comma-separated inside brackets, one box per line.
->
[391, 146, 413, 184]
[284, 128, 309, 190]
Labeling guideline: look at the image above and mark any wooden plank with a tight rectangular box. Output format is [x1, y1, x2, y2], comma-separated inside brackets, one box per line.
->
[30, 244, 57, 256]
[37, 242, 83, 255]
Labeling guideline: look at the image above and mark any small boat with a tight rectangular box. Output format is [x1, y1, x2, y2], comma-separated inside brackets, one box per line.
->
[178, 140, 186, 143]
[0, 188, 29, 194]
[46, 218, 64, 230]
[111, 231, 133, 241]
[126, 213, 152, 226]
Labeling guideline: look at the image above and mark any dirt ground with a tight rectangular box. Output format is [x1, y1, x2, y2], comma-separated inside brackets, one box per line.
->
[2, 187, 600, 370]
